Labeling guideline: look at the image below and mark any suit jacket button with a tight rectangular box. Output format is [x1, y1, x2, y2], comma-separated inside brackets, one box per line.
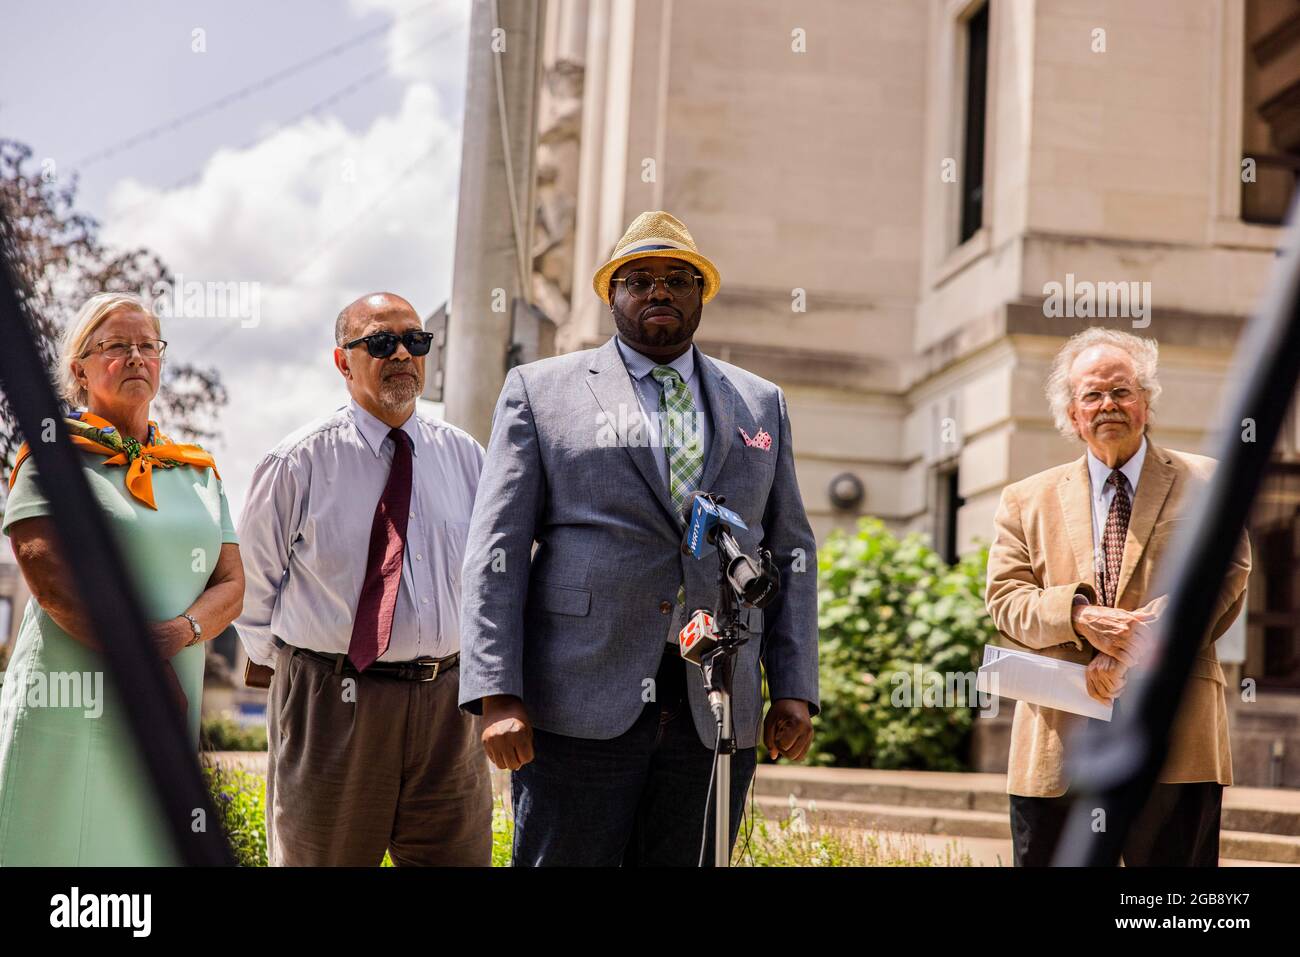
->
[659, 600, 672, 614]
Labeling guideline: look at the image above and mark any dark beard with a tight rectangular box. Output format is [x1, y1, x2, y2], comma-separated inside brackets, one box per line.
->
[611, 300, 702, 349]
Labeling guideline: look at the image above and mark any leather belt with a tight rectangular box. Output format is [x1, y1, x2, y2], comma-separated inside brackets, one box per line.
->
[289, 644, 458, 682]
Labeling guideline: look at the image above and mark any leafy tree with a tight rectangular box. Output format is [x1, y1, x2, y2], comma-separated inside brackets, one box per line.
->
[0, 138, 226, 465]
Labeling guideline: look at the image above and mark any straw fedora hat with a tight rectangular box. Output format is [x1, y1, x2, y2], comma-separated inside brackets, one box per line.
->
[592, 211, 721, 304]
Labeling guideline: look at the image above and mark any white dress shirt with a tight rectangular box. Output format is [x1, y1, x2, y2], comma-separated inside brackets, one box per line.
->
[236, 398, 484, 666]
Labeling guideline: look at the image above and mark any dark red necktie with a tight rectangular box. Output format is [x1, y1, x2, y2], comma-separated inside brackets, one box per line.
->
[348, 428, 413, 671]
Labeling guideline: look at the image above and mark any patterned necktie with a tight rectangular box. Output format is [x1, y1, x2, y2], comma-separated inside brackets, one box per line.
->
[348, 428, 413, 671]
[652, 365, 703, 610]
[650, 365, 704, 514]
[1101, 469, 1132, 607]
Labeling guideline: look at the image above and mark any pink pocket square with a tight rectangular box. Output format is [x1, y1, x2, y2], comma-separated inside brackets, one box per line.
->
[738, 426, 772, 450]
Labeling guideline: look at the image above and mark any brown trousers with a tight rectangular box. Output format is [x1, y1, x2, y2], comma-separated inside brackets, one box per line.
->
[265, 643, 492, 866]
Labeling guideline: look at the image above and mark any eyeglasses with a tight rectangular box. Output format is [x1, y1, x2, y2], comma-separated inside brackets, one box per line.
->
[610, 270, 703, 300]
[84, 338, 167, 360]
[1074, 386, 1145, 410]
[343, 330, 434, 358]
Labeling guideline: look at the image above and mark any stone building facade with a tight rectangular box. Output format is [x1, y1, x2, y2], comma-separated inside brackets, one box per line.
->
[528, 0, 1300, 786]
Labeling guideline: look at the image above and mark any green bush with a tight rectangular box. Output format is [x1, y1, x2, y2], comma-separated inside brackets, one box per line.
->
[811, 517, 995, 770]
[204, 765, 268, 867]
[490, 794, 514, 866]
[200, 715, 268, 752]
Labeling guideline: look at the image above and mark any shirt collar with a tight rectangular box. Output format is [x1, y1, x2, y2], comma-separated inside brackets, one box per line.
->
[613, 335, 695, 384]
[348, 398, 420, 458]
[1086, 435, 1146, 500]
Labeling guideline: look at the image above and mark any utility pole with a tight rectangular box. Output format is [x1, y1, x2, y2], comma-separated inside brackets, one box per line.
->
[443, 0, 547, 444]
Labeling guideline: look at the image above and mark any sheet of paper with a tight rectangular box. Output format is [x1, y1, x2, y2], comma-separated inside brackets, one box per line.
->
[976, 644, 1113, 722]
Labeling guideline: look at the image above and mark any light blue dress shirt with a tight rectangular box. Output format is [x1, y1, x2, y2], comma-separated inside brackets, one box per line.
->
[613, 335, 712, 494]
[1084, 435, 1147, 594]
[614, 336, 714, 644]
[236, 398, 484, 666]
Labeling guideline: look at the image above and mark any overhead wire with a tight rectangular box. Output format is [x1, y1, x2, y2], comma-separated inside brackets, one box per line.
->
[106, 20, 462, 226]
[73, 0, 439, 169]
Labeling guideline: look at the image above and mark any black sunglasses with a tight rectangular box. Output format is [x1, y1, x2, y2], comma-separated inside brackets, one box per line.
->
[343, 330, 435, 358]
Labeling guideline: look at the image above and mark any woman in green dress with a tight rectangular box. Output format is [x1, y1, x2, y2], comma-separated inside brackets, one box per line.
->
[0, 292, 244, 865]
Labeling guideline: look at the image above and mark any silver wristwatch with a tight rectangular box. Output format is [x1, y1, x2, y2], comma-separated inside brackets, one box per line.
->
[180, 613, 202, 646]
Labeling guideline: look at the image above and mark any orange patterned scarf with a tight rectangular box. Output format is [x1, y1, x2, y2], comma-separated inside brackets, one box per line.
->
[9, 410, 220, 510]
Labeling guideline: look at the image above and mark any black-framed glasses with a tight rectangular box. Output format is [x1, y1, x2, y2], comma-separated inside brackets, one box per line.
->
[343, 330, 435, 358]
[610, 269, 703, 300]
[84, 338, 168, 360]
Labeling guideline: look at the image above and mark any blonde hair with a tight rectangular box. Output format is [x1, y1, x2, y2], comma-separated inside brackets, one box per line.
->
[1045, 327, 1161, 440]
[60, 293, 160, 408]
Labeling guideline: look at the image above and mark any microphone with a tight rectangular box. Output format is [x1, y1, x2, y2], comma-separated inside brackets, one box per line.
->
[680, 492, 780, 609]
[678, 608, 718, 665]
[678, 608, 725, 724]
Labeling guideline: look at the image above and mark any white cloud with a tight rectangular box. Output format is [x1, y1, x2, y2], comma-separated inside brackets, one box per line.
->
[100, 71, 464, 522]
[352, 0, 470, 106]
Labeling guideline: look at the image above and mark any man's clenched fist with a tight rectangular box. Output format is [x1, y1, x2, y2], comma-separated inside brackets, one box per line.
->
[481, 694, 534, 771]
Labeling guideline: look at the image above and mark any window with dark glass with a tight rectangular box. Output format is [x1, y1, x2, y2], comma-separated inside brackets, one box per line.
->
[934, 464, 965, 565]
[959, 3, 989, 244]
[1243, 0, 1300, 225]
[1247, 393, 1300, 690]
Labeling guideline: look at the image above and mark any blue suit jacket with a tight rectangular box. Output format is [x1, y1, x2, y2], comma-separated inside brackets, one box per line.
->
[457, 336, 819, 749]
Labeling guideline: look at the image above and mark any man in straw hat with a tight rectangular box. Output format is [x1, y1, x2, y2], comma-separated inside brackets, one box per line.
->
[459, 211, 820, 865]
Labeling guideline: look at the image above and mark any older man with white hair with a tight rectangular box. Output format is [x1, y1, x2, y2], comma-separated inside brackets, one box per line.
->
[985, 327, 1250, 867]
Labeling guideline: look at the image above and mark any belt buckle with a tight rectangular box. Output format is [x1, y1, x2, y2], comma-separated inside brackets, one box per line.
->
[413, 657, 440, 682]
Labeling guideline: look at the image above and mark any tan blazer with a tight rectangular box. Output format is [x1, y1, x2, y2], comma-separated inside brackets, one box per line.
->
[985, 442, 1251, 797]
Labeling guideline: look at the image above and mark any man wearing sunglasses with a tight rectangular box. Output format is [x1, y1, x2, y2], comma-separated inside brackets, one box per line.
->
[236, 292, 492, 866]
[459, 211, 820, 866]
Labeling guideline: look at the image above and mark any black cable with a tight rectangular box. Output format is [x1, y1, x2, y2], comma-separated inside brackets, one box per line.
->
[698, 723, 722, 868]
[736, 760, 757, 866]
[0, 208, 232, 865]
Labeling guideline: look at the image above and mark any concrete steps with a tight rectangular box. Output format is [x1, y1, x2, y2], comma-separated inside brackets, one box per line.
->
[204, 753, 1300, 865]
[1220, 831, 1300, 865]
[753, 794, 1009, 839]
[754, 765, 1300, 865]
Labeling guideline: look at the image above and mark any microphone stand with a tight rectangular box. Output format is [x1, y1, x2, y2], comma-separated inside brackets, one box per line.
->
[680, 492, 778, 866]
[700, 543, 749, 868]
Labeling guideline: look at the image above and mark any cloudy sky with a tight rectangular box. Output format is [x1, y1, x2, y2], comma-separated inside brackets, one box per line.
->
[2, 0, 471, 518]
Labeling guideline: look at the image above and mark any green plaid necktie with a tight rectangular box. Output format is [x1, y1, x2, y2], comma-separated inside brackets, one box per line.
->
[652, 365, 704, 608]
